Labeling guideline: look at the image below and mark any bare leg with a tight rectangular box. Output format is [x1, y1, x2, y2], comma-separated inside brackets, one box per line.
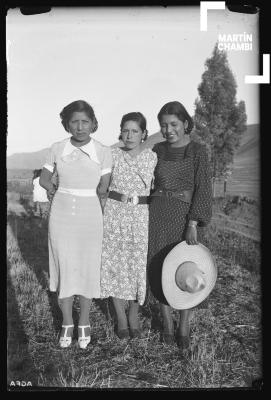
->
[176, 309, 192, 349]
[160, 303, 174, 334]
[159, 303, 174, 344]
[177, 309, 191, 336]
[128, 300, 142, 338]
[112, 297, 128, 330]
[78, 295, 91, 338]
[128, 300, 139, 330]
[58, 296, 74, 337]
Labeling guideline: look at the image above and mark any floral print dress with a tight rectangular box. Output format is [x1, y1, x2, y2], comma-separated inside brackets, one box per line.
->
[100, 147, 157, 305]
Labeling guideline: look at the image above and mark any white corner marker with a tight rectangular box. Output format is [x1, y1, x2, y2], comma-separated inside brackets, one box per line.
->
[245, 54, 270, 84]
[200, 1, 225, 31]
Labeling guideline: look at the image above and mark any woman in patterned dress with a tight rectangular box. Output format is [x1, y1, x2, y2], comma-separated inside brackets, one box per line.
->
[100, 112, 157, 339]
[40, 100, 112, 349]
[147, 101, 212, 349]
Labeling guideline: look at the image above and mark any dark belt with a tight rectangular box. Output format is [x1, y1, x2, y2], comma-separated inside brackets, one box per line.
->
[151, 189, 193, 204]
[108, 190, 149, 205]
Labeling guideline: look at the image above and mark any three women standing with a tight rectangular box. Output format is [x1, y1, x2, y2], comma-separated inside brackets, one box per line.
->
[40, 100, 112, 349]
[41, 99, 212, 350]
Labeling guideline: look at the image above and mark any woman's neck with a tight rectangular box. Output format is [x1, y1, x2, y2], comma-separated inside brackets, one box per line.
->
[168, 136, 190, 148]
[70, 136, 91, 147]
[122, 143, 144, 158]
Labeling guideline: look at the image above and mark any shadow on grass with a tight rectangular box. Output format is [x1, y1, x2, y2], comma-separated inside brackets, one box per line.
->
[18, 195, 35, 217]
[93, 298, 115, 324]
[92, 296, 162, 339]
[7, 211, 62, 332]
[7, 264, 39, 387]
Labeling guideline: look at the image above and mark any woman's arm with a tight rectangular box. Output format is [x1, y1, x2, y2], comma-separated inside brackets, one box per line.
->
[185, 145, 212, 245]
[97, 145, 113, 212]
[185, 220, 199, 245]
[40, 168, 56, 201]
[97, 173, 111, 212]
[187, 145, 212, 227]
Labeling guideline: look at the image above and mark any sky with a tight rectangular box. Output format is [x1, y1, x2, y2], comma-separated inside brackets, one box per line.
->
[6, 6, 259, 156]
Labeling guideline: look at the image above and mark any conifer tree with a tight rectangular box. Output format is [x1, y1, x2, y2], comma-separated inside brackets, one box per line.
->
[193, 43, 247, 194]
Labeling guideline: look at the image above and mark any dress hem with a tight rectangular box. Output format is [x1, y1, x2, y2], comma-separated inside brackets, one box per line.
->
[100, 293, 145, 305]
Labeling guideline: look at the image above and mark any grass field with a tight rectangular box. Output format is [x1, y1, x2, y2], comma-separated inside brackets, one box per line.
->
[7, 184, 262, 389]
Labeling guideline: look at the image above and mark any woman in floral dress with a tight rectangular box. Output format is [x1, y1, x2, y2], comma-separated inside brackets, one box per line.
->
[100, 112, 157, 339]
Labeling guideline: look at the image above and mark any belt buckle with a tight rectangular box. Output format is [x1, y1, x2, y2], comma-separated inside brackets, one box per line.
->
[132, 195, 139, 205]
[166, 190, 173, 198]
[120, 194, 128, 203]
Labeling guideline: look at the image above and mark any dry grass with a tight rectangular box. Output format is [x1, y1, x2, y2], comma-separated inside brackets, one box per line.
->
[7, 199, 262, 389]
[203, 197, 261, 274]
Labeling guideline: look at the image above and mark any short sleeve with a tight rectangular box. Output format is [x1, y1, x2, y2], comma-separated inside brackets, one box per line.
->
[43, 143, 58, 173]
[101, 146, 112, 176]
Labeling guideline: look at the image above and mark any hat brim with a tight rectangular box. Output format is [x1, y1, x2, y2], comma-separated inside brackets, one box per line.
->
[162, 241, 217, 310]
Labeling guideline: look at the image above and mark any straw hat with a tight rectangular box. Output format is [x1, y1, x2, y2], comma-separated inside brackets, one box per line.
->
[162, 241, 217, 310]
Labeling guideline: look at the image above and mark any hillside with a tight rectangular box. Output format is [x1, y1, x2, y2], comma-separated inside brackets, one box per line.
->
[7, 125, 259, 199]
[7, 131, 165, 169]
[7, 124, 258, 168]
[226, 124, 260, 199]
[7, 148, 50, 170]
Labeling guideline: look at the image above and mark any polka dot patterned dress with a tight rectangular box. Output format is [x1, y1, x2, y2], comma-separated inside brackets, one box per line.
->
[147, 140, 213, 305]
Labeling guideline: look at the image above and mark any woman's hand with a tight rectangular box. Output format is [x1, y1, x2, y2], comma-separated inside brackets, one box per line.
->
[99, 196, 107, 214]
[47, 185, 56, 202]
[40, 167, 55, 201]
[185, 222, 198, 245]
[97, 173, 111, 214]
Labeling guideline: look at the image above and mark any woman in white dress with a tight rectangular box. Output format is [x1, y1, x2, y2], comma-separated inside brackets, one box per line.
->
[40, 100, 112, 349]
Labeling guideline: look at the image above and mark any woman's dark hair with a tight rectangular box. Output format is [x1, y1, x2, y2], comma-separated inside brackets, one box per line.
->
[118, 112, 148, 141]
[157, 101, 194, 134]
[60, 100, 98, 133]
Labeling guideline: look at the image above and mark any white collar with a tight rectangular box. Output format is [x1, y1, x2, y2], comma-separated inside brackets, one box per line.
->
[62, 138, 100, 164]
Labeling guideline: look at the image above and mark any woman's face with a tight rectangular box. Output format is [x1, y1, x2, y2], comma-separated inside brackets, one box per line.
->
[68, 111, 94, 145]
[121, 120, 145, 150]
[160, 114, 188, 145]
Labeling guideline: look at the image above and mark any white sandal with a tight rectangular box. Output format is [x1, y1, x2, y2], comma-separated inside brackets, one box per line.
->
[59, 325, 74, 348]
[78, 325, 91, 349]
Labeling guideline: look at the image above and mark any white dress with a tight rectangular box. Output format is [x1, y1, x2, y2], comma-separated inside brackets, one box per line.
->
[43, 138, 112, 299]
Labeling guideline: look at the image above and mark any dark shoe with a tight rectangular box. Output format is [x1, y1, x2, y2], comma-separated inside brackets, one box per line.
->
[162, 333, 175, 345]
[176, 335, 190, 350]
[130, 329, 142, 339]
[116, 329, 129, 339]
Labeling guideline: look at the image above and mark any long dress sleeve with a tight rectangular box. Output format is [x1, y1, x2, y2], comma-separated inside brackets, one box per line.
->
[187, 145, 212, 227]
